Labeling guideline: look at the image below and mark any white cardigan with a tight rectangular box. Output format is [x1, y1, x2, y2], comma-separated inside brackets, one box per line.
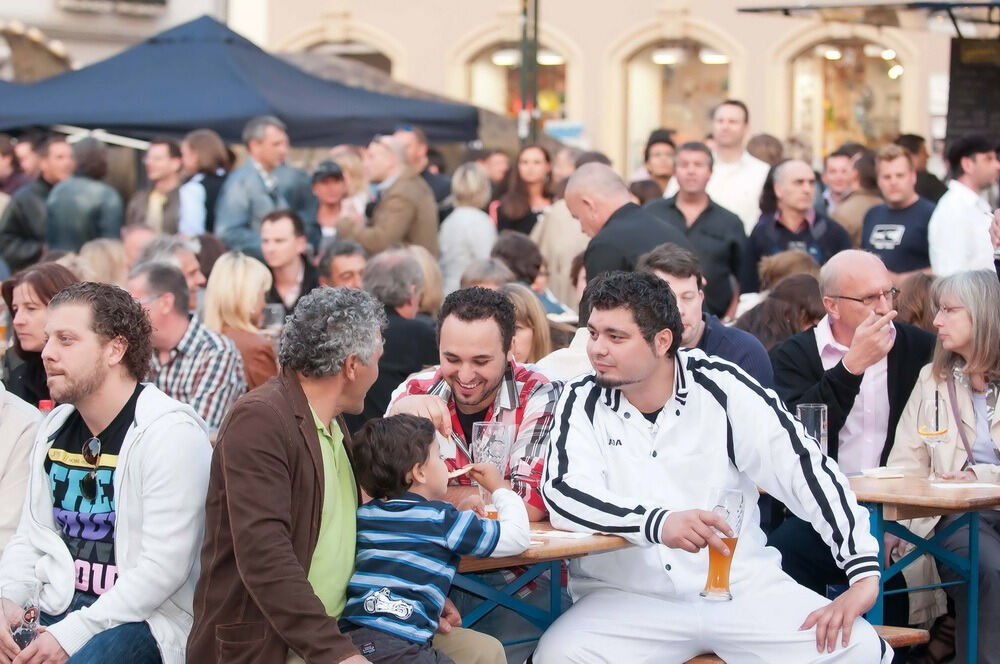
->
[0, 382, 41, 553]
[0, 384, 212, 664]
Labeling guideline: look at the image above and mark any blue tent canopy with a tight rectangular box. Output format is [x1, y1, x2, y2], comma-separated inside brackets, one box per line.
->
[0, 16, 478, 145]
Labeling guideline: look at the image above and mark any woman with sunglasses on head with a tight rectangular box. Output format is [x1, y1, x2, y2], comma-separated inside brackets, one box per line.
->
[1, 262, 80, 406]
[888, 269, 1000, 664]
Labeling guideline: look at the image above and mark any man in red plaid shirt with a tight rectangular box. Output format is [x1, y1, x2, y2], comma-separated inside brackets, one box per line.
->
[387, 287, 560, 522]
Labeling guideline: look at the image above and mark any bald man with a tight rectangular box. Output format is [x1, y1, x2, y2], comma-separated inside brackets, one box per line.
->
[565, 163, 692, 297]
[739, 159, 851, 293]
[767, 250, 937, 627]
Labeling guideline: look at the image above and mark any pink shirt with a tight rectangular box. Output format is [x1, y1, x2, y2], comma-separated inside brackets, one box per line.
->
[813, 315, 894, 474]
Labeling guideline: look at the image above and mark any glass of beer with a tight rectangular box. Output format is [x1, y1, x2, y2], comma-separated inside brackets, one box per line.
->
[700, 489, 744, 601]
[918, 395, 950, 480]
[797, 403, 828, 456]
[1, 580, 40, 649]
[471, 422, 514, 519]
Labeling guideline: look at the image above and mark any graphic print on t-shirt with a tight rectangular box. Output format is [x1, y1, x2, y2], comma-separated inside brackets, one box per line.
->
[47, 447, 119, 596]
[868, 224, 906, 250]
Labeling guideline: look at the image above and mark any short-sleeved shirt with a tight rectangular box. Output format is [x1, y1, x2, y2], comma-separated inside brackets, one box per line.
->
[306, 409, 357, 618]
[45, 383, 143, 597]
[861, 198, 934, 274]
[342, 493, 500, 643]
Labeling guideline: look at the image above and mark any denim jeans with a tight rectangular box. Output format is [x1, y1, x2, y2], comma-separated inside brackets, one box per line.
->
[41, 593, 162, 664]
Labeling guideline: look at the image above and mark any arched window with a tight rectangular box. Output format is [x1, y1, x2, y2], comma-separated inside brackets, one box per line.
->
[791, 39, 903, 156]
[624, 39, 730, 173]
[307, 40, 392, 76]
[466, 41, 567, 126]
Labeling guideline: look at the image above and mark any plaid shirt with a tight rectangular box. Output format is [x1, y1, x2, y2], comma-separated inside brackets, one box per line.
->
[148, 316, 247, 430]
[388, 361, 560, 514]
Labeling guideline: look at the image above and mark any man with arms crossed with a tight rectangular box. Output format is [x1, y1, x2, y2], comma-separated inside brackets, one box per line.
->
[535, 271, 889, 663]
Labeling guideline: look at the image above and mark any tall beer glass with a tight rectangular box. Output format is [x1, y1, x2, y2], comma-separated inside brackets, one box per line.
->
[700, 489, 744, 601]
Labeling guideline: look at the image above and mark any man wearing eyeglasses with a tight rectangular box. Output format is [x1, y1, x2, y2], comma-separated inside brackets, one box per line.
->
[0, 282, 211, 664]
[768, 250, 938, 629]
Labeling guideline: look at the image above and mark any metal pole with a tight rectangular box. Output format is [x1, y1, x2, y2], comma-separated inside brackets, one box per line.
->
[518, 0, 530, 144]
[530, 0, 539, 143]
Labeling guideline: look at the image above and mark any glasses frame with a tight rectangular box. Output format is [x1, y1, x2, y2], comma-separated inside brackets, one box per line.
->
[79, 436, 101, 502]
[827, 287, 900, 307]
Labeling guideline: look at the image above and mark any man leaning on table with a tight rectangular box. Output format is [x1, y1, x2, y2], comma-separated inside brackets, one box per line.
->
[535, 271, 890, 663]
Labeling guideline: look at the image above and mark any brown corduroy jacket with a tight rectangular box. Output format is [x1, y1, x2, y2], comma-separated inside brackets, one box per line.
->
[187, 367, 360, 664]
[336, 169, 439, 257]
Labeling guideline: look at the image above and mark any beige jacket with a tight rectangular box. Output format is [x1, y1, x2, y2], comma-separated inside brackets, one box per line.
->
[336, 170, 439, 257]
[0, 381, 41, 553]
[530, 199, 589, 310]
[886, 363, 1000, 623]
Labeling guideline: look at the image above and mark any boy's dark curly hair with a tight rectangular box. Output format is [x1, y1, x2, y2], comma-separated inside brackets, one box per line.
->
[351, 415, 437, 499]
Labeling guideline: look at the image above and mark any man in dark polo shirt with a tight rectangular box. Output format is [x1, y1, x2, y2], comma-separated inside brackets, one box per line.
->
[565, 163, 693, 285]
[645, 142, 745, 318]
[862, 144, 934, 283]
[637, 242, 773, 387]
[740, 159, 851, 293]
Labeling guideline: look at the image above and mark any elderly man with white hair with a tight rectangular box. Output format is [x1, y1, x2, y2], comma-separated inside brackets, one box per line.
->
[564, 163, 692, 292]
[768, 249, 940, 629]
[335, 134, 439, 257]
[739, 159, 851, 293]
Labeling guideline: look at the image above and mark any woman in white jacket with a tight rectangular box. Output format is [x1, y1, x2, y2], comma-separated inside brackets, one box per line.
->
[888, 269, 1000, 664]
[0, 381, 40, 554]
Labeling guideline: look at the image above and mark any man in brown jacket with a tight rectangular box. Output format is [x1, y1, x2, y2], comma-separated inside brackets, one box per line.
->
[336, 135, 438, 258]
[126, 138, 182, 234]
[188, 286, 504, 664]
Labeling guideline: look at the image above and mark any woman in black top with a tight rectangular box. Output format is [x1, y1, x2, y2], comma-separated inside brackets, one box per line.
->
[495, 144, 553, 235]
[1, 263, 79, 406]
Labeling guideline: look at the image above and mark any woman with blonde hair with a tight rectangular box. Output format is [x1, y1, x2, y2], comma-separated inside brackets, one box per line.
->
[501, 282, 552, 365]
[888, 270, 1000, 664]
[203, 251, 278, 389]
[439, 162, 496, 293]
[79, 238, 128, 285]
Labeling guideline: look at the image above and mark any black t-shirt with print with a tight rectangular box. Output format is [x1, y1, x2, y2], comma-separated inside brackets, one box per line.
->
[43, 384, 143, 598]
[861, 198, 935, 274]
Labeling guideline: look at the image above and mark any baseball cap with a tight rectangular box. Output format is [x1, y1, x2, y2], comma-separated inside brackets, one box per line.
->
[312, 160, 344, 182]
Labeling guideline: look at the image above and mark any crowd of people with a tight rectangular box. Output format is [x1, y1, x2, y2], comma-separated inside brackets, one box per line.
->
[0, 100, 998, 664]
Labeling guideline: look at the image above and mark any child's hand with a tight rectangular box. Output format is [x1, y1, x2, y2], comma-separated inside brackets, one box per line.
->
[467, 463, 504, 493]
[457, 494, 487, 517]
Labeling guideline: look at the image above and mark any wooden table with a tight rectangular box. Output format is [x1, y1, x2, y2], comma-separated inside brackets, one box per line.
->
[848, 476, 1000, 664]
[453, 521, 630, 634]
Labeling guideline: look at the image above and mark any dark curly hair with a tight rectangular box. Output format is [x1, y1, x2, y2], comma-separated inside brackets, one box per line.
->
[584, 271, 683, 356]
[48, 282, 153, 381]
[351, 415, 436, 499]
[438, 287, 515, 353]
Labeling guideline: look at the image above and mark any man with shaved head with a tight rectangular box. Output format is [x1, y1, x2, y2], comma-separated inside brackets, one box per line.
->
[335, 134, 439, 257]
[565, 163, 692, 298]
[768, 249, 937, 628]
[739, 159, 851, 293]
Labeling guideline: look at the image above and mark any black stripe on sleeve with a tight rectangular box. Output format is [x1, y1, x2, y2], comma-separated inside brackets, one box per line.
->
[687, 356, 858, 564]
[689, 371, 738, 470]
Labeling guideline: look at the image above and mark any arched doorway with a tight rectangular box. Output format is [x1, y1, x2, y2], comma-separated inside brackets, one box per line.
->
[791, 38, 903, 156]
[466, 41, 568, 128]
[624, 38, 731, 173]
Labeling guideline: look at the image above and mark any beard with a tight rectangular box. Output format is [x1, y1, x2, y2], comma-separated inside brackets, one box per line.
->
[49, 361, 108, 406]
[451, 373, 504, 411]
[594, 373, 640, 389]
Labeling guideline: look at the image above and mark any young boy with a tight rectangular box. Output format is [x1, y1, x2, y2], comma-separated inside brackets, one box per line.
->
[341, 414, 531, 663]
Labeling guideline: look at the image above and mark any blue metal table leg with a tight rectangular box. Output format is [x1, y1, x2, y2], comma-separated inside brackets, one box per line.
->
[548, 560, 562, 624]
[866, 503, 885, 625]
[967, 512, 979, 664]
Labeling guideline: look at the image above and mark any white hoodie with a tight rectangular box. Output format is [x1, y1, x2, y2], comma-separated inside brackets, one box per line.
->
[0, 384, 212, 664]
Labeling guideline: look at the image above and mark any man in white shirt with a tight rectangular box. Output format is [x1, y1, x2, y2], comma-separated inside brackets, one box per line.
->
[535, 270, 889, 663]
[928, 134, 1000, 276]
[664, 100, 770, 233]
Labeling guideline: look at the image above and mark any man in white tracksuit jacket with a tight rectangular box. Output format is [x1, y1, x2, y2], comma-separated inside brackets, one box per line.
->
[0, 282, 211, 664]
[536, 271, 891, 663]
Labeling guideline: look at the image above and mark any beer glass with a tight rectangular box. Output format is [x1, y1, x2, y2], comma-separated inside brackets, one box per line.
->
[918, 395, 950, 480]
[471, 422, 514, 518]
[259, 303, 286, 335]
[700, 489, 744, 601]
[1, 580, 40, 649]
[797, 404, 828, 456]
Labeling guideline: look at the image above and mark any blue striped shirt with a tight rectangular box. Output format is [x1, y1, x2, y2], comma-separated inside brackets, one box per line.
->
[341, 492, 501, 643]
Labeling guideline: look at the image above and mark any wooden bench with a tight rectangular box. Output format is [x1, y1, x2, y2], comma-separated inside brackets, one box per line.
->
[684, 626, 929, 663]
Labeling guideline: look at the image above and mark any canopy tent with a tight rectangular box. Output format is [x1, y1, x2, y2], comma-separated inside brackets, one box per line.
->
[0, 15, 478, 145]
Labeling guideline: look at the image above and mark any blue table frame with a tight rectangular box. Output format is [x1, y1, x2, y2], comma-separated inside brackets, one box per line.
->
[451, 560, 564, 635]
[863, 502, 979, 664]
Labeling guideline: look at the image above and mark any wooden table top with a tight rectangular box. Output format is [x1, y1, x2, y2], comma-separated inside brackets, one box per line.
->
[849, 476, 1000, 520]
[458, 521, 631, 573]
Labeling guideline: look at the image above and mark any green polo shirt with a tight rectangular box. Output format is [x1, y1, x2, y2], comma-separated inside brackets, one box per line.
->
[306, 408, 357, 618]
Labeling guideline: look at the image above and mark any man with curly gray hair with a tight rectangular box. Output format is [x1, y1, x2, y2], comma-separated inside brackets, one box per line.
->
[190, 286, 506, 664]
